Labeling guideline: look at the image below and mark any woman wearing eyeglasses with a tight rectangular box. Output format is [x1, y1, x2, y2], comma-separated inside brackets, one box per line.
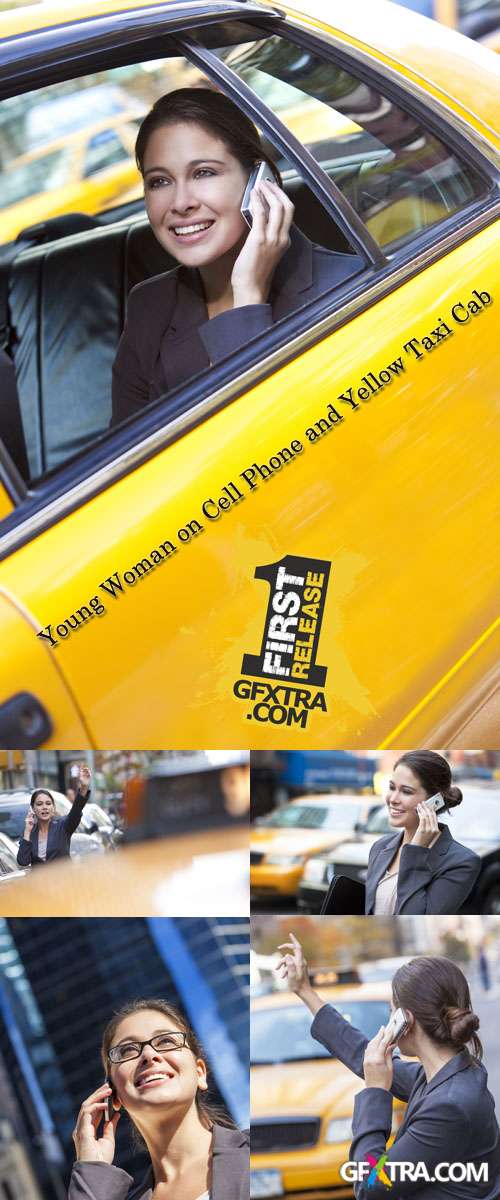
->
[69, 998, 248, 1200]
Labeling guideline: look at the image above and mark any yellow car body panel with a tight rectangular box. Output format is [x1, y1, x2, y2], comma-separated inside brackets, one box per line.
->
[0, 223, 499, 746]
[0, 592, 89, 744]
[251, 986, 406, 1196]
[0, 2, 499, 746]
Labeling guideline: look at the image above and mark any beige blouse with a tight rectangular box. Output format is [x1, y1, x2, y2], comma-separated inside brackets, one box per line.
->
[374, 831, 442, 915]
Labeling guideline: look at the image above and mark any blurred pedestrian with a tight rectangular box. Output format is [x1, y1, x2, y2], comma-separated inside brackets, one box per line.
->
[70, 999, 248, 1200]
[478, 945, 491, 992]
[16, 764, 91, 867]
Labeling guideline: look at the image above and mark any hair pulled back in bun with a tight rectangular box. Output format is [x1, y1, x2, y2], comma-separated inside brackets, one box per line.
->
[394, 752, 463, 811]
[392, 956, 483, 1060]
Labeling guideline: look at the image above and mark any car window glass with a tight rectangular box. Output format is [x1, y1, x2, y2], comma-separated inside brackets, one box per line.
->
[208, 33, 489, 251]
[83, 129, 130, 177]
[0, 51, 364, 495]
[251, 1000, 390, 1062]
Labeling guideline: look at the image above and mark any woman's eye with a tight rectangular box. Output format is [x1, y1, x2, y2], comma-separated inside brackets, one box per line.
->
[194, 168, 216, 178]
[147, 176, 170, 190]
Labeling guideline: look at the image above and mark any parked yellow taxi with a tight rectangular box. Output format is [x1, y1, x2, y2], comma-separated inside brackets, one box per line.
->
[250, 794, 377, 897]
[251, 983, 407, 1200]
[1, 115, 143, 243]
[0, 0, 498, 749]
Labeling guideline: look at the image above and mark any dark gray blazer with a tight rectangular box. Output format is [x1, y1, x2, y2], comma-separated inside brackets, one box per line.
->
[112, 225, 363, 424]
[311, 1003, 500, 1199]
[68, 1125, 249, 1200]
[16, 789, 89, 866]
[365, 823, 481, 915]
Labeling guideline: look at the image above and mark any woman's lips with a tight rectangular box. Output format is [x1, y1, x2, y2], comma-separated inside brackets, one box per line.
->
[169, 219, 215, 244]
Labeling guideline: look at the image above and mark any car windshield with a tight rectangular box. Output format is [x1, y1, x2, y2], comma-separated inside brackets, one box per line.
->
[440, 794, 500, 841]
[363, 805, 392, 834]
[251, 999, 390, 1063]
[260, 802, 362, 830]
[1, 149, 73, 209]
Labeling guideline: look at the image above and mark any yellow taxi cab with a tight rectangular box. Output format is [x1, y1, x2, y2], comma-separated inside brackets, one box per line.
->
[251, 982, 407, 1200]
[250, 794, 377, 897]
[0, 0, 498, 749]
[0, 115, 143, 243]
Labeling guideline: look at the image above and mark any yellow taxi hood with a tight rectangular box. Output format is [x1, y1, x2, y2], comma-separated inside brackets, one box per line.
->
[250, 828, 350, 853]
[252, 1058, 360, 1117]
[283, 0, 500, 143]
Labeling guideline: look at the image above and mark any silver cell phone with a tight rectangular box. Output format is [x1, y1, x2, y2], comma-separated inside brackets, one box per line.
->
[423, 793, 442, 813]
[386, 1007, 409, 1043]
[240, 161, 275, 227]
[70, 764, 80, 778]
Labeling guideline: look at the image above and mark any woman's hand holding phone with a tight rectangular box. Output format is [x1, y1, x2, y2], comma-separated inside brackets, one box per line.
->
[411, 800, 440, 848]
[24, 810, 36, 836]
[363, 1025, 396, 1091]
[72, 1082, 120, 1164]
[231, 180, 294, 308]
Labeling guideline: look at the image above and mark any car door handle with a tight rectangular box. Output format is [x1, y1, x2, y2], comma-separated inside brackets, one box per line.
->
[0, 691, 53, 748]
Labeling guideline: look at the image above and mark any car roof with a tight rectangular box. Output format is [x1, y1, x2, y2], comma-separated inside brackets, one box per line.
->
[253, 980, 392, 1009]
[2, 1, 499, 144]
[287, 793, 369, 806]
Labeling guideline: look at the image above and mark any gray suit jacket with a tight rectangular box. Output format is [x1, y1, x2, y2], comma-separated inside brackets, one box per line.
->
[112, 225, 363, 424]
[68, 1124, 249, 1200]
[365, 823, 481, 915]
[311, 1003, 500, 1199]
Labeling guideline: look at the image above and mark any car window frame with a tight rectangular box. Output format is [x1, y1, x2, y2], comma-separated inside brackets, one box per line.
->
[0, 7, 498, 558]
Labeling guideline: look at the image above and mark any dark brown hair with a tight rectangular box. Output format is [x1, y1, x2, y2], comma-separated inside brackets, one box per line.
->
[30, 789, 55, 810]
[101, 998, 235, 1131]
[135, 87, 282, 185]
[392, 956, 482, 1060]
[394, 751, 462, 811]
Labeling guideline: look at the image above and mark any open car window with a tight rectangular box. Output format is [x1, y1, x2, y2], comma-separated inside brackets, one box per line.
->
[205, 32, 490, 252]
[0, 47, 366, 496]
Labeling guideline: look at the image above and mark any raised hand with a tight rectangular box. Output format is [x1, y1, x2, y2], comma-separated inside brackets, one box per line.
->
[72, 1082, 120, 1164]
[231, 180, 294, 307]
[275, 932, 310, 995]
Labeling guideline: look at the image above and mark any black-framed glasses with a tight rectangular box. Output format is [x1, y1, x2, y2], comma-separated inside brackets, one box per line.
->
[108, 1031, 188, 1064]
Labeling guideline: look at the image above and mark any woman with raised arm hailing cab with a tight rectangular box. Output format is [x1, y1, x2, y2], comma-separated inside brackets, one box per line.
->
[276, 934, 500, 1199]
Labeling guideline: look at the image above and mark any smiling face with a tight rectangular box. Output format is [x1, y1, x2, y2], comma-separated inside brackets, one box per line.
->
[385, 763, 429, 831]
[108, 1009, 207, 1117]
[143, 121, 249, 267]
[32, 792, 55, 822]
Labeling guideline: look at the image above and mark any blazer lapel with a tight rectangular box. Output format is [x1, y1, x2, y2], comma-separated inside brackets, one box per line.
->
[395, 823, 452, 911]
[366, 833, 402, 913]
[269, 225, 314, 319]
[211, 1125, 248, 1200]
[152, 267, 209, 396]
[395, 1050, 471, 1138]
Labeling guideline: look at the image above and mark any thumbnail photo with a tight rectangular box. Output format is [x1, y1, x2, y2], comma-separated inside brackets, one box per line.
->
[0, 915, 249, 1199]
[251, 751, 500, 915]
[0, 750, 249, 916]
[251, 914, 500, 1199]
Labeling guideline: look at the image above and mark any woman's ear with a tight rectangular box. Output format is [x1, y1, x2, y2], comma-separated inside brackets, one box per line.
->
[196, 1059, 209, 1091]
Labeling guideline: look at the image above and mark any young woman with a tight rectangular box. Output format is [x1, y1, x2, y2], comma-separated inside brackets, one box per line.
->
[69, 999, 249, 1200]
[277, 934, 500, 1199]
[364, 751, 481, 914]
[16, 764, 91, 867]
[112, 87, 363, 424]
